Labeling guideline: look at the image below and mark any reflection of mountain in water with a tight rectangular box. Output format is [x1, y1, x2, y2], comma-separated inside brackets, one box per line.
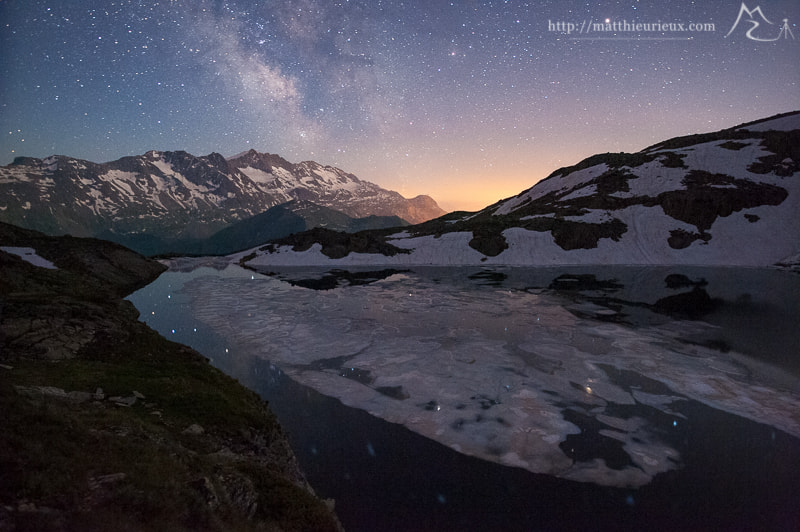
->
[263, 268, 409, 290]
[547, 272, 720, 321]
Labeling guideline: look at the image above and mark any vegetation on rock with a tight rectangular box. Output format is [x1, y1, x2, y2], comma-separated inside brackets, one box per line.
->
[0, 222, 341, 531]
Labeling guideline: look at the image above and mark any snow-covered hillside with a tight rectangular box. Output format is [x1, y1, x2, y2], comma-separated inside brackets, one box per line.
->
[240, 111, 800, 268]
[0, 149, 444, 254]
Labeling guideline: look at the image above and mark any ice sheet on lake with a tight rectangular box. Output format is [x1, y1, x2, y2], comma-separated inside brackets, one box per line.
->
[180, 269, 800, 488]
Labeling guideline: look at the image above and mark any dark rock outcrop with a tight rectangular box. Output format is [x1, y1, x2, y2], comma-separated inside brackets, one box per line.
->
[0, 222, 341, 531]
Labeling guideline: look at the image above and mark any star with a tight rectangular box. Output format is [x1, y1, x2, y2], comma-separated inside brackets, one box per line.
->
[0, 0, 798, 211]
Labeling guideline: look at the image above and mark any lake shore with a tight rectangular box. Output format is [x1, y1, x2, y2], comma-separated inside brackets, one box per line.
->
[0, 222, 342, 531]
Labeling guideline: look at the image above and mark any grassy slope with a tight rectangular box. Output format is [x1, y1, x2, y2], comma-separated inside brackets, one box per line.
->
[0, 222, 341, 531]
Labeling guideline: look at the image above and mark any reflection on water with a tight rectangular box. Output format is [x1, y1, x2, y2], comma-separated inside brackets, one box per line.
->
[128, 264, 800, 530]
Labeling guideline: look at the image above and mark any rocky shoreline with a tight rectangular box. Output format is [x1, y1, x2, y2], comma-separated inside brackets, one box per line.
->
[0, 222, 342, 531]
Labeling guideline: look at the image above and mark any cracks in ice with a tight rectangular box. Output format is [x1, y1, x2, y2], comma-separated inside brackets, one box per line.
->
[177, 267, 800, 488]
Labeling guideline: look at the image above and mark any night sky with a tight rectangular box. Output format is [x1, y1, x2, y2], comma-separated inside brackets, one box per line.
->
[1, 1, 798, 211]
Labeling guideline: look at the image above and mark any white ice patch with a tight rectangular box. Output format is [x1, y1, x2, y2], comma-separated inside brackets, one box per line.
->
[1, 247, 58, 269]
[179, 267, 800, 488]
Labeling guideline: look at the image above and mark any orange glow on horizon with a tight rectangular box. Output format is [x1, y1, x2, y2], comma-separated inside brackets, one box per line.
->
[399, 174, 546, 214]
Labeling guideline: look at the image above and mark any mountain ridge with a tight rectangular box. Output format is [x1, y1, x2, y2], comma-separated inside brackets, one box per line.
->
[238, 111, 800, 268]
[0, 148, 444, 255]
[191, 199, 409, 256]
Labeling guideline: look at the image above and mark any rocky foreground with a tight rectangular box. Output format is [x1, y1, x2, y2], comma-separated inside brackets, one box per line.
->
[0, 222, 341, 531]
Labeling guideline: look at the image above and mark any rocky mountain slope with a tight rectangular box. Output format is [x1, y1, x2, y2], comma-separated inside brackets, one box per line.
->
[0, 222, 341, 531]
[194, 199, 408, 256]
[0, 148, 443, 255]
[239, 111, 800, 268]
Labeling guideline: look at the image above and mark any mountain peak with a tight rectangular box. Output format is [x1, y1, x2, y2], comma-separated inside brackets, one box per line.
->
[0, 148, 445, 255]
[226, 149, 293, 172]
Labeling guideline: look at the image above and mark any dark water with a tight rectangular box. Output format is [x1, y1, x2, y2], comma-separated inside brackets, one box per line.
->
[128, 265, 800, 531]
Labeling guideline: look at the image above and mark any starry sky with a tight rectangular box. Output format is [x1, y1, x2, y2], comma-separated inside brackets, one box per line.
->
[1, 1, 798, 211]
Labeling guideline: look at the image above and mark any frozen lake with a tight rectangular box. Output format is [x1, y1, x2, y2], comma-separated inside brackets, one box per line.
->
[128, 263, 800, 531]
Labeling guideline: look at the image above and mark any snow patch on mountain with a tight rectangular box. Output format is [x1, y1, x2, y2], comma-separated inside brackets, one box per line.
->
[1, 246, 58, 269]
[0, 148, 445, 254]
[678, 141, 769, 177]
[239, 111, 799, 268]
[100, 170, 137, 195]
[739, 114, 799, 132]
[495, 164, 609, 216]
[149, 158, 180, 180]
[239, 166, 276, 184]
[0, 166, 33, 184]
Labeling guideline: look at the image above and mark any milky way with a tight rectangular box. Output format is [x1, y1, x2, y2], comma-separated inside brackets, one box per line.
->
[1, 0, 798, 210]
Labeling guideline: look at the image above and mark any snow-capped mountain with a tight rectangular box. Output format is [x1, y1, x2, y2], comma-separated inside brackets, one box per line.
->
[0, 149, 443, 254]
[240, 111, 800, 268]
[224, 150, 443, 223]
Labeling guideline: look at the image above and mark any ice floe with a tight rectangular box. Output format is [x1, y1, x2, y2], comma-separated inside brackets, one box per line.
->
[174, 266, 800, 488]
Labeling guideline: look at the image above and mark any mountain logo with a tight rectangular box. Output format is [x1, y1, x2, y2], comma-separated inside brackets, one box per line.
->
[726, 3, 795, 41]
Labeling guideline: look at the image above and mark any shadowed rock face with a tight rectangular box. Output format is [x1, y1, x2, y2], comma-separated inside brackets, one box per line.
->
[1, 222, 167, 360]
[0, 222, 342, 531]
[658, 170, 788, 236]
[264, 226, 413, 259]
